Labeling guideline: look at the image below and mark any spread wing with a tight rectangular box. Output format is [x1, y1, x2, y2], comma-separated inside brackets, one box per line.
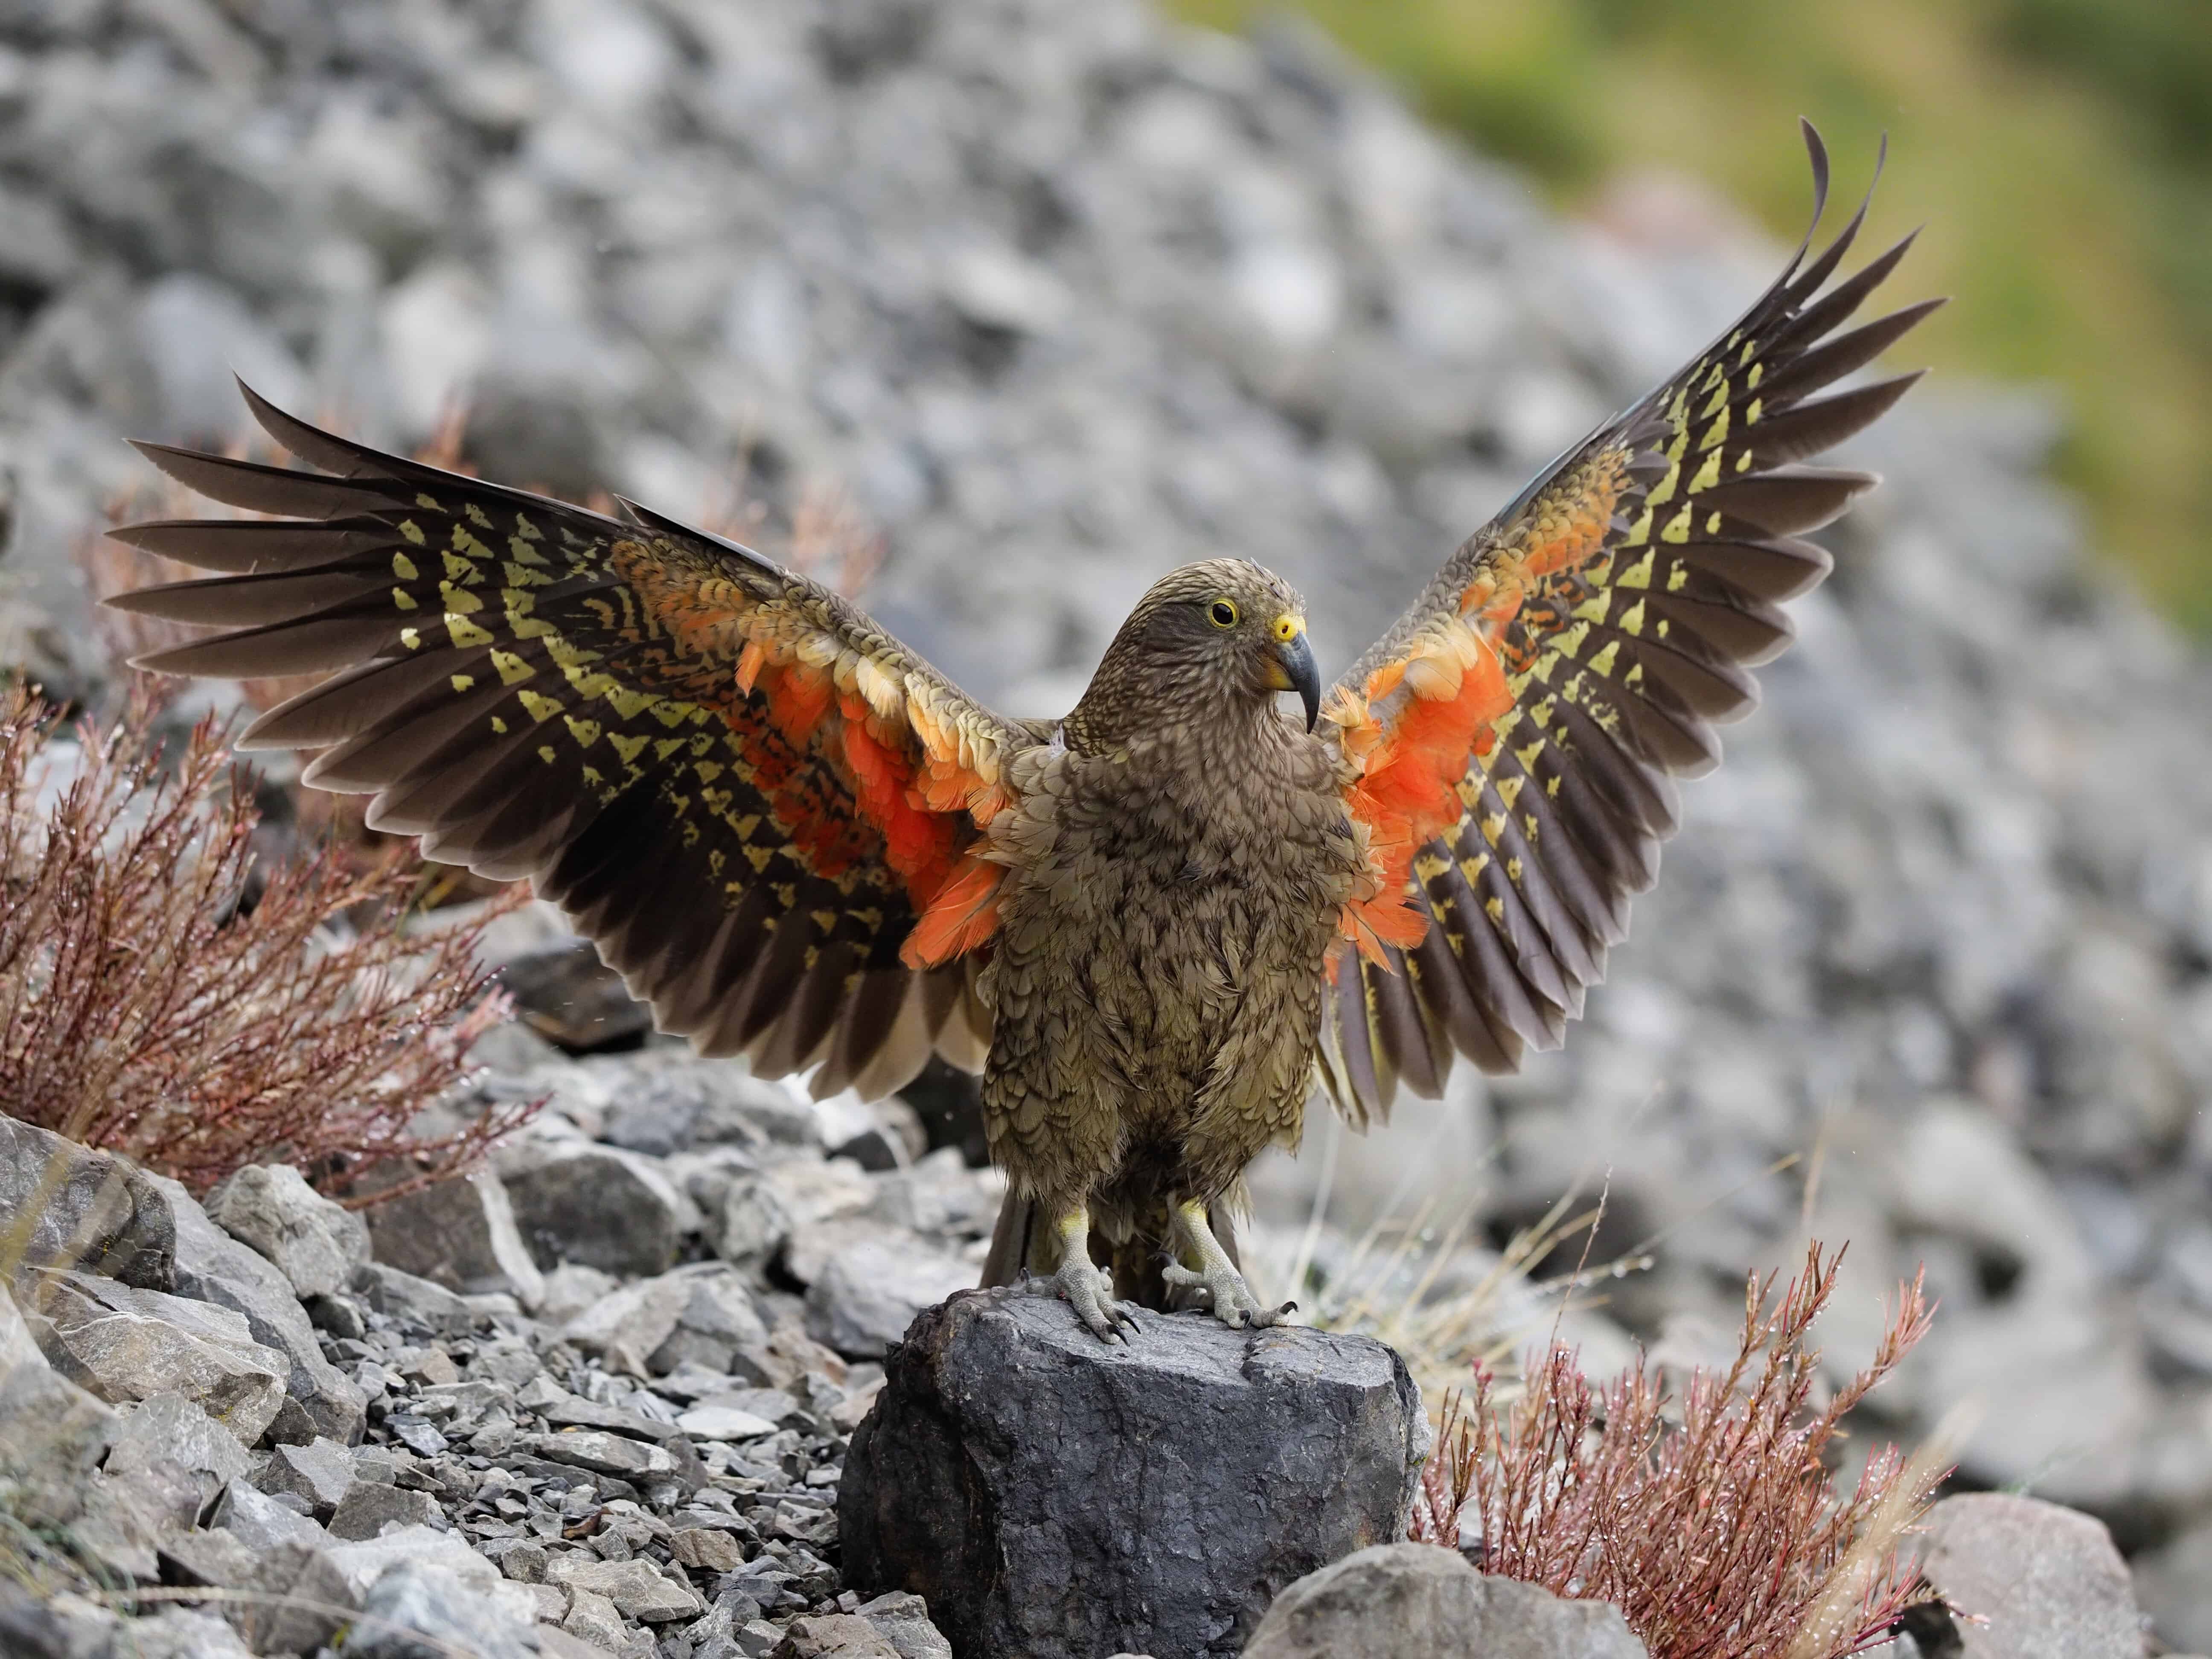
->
[1318, 123, 1941, 1124]
[108, 385, 1032, 1098]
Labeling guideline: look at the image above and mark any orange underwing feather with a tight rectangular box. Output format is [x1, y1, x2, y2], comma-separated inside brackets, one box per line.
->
[1316, 122, 1940, 1129]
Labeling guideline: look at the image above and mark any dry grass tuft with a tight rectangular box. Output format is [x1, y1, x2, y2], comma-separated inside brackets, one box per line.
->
[1410, 1241, 1940, 1659]
[0, 686, 532, 1199]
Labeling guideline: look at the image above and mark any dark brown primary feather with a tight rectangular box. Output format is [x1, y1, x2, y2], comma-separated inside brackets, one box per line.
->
[110, 381, 1028, 1098]
[1321, 123, 1941, 1124]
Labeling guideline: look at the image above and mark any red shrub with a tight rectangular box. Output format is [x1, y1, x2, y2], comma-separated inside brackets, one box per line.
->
[1411, 1242, 1941, 1659]
[0, 687, 533, 1199]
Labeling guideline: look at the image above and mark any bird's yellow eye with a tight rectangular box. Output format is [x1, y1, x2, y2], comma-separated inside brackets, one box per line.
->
[1209, 598, 1239, 629]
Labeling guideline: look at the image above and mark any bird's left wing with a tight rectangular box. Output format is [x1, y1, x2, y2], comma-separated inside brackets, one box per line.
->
[1316, 124, 1941, 1124]
[108, 384, 1032, 1097]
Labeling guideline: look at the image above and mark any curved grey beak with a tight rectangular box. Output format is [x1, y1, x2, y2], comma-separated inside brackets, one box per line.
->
[1266, 626, 1321, 732]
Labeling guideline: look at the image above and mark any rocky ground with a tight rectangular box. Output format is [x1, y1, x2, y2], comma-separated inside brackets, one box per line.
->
[3, 0, 2212, 1649]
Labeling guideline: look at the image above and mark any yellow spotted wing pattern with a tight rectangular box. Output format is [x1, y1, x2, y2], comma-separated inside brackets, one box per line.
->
[110, 389, 1036, 1097]
[1320, 124, 1942, 1123]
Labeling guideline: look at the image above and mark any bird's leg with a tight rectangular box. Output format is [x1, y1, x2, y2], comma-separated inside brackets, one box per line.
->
[1011, 1202, 1141, 1343]
[1161, 1199, 1293, 1329]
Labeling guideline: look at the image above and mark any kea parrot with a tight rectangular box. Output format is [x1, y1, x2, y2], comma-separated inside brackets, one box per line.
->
[112, 124, 1936, 1341]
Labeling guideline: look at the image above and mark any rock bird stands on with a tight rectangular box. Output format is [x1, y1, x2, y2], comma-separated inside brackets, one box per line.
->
[116, 126, 1936, 1340]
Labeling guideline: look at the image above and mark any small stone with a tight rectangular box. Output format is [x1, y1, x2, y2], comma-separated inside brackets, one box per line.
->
[546, 1553, 706, 1621]
[0, 1113, 175, 1289]
[486, 1537, 550, 1581]
[257, 1435, 356, 1518]
[162, 1526, 260, 1589]
[229, 1537, 361, 1656]
[536, 1262, 620, 1325]
[527, 1428, 680, 1481]
[0, 1365, 115, 1526]
[0, 1281, 48, 1379]
[22, 1270, 288, 1445]
[352, 1261, 479, 1336]
[203, 1164, 372, 1299]
[672, 1527, 748, 1572]
[840, 1295, 1425, 1659]
[214, 1476, 334, 1554]
[536, 1624, 611, 1659]
[716, 1161, 873, 1268]
[562, 1584, 633, 1650]
[854, 1592, 955, 1659]
[506, 1145, 689, 1278]
[803, 1235, 974, 1359]
[736, 1620, 788, 1658]
[1243, 1544, 1646, 1658]
[502, 938, 655, 1052]
[677, 1404, 779, 1441]
[1913, 1493, 2140, 1659]
[108, 1392, 253, 1487]
[154, 1176, 369, 1445]
[769, 1613, 900, 1659]
[325, 1522, 510, 1602]
[329, 1479, 443, 1540]
[364, 1168, 547, 1310]
[649, 1267, 772, 1375]
[349, 1558, 540, 1659]
[562, 1274, 696, 1378]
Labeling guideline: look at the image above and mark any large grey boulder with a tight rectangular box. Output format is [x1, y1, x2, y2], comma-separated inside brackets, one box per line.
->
[503, 1143, 690, 1276]
[203, 1163, 371, 1299]
[361, 1166, 545, 1309]
[1243, 1543, 1647, 1658]
[151, 1175, 369, 1444]
[839, 1293, 1426, 1659]
[0, 1113, 174, 1289]
[1912, 1493, 2141, 1659]
[17, 1268, 288, 1444]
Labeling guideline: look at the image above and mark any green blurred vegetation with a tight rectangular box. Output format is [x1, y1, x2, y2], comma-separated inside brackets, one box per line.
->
[1174, 0, 2212, 629]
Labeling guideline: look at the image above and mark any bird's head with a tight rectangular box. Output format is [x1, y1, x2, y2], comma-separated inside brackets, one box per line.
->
[1072, 559, 1321, 742]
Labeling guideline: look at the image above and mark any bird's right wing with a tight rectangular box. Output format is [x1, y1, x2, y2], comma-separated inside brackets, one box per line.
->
[1317, 124, 1941, 1124]
[109, 386, 1034, 1097]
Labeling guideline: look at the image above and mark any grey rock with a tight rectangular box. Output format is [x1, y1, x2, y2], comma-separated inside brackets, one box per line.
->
[2134, 1515, 2212, 1654]
[524, 1428, 679, 1481]
[504, 1145, 688, 1277]
[108, 1391, 253, 1486]
[202, 1163, 371, 1299]
[536, 1261, 620, 1326]
[0, 1364, 115, 1525]
[0, 1114, 173, 1289]
[349, 1558, 541, 1659]
[18, 1269, 288, 1444]
[854, 1592, 955, 1659]
[107, 1609, 256, 1659]
[329, 1479, 443, 1539]
[1243, 1544, 1646, 1658]
[363, 1167, 546, 1310]
[716, 1159, 875, 1267]
[1913, 1493, 2139, 1659]
[501, 938, 654, 1052]
[151, 1175, 369, 1445]
[352, 1261, 478, 1336]
[0, 1281, 47, 1377]
[804, 1234, 975, 1358]
[227, 1537, 361, 1656]
[840, 1294, 1426, 1659]
[214, 1475, 334, 1554]
[562, 1272, 696, 1378]
[161, 1525, 261, 1590]
[544, 1553, 704, 1621]
[649, 1265, 773, 1375]
[768, 1614, 900, 1658]
[256, 1435, 356, 1519]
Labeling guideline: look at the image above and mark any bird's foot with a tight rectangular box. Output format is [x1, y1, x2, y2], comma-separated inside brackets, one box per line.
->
[1164, 1198, 1296, 1330]
[1161, 1258, 1292, 1329]
[1005, 1202, 1142, 1343]
[1012, 1256, 1141, 1342]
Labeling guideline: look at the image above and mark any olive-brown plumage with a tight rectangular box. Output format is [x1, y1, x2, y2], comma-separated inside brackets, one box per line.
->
[111, 126, 1938, 1338]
